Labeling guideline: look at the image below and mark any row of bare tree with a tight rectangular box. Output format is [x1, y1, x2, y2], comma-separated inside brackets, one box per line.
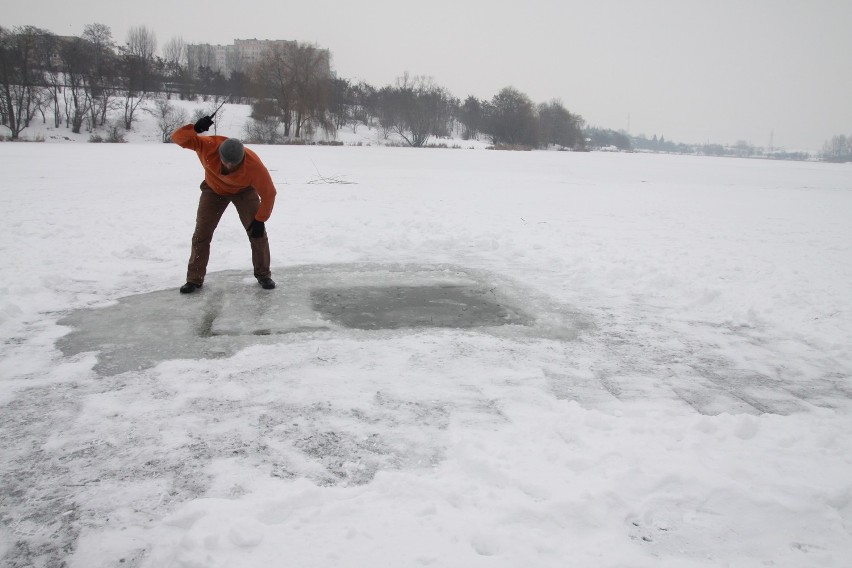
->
[1, 23, 586, 149]
[0, 24, 167, 136]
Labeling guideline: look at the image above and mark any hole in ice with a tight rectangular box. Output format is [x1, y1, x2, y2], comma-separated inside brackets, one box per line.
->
[310, 284, 530, 330]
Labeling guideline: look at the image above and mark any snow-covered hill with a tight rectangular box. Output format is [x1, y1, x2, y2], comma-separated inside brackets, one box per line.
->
[14, 96, 493, 150]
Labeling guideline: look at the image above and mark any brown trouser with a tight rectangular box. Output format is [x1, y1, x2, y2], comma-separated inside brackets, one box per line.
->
[186, 181, 271, 285]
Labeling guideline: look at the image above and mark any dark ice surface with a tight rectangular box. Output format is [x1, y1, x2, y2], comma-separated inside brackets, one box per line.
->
[310, 284, 531, 330]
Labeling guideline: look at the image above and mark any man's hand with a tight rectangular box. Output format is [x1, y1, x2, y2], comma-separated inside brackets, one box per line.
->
[194, 116, 214, 133]
[248, 219, 265, 238]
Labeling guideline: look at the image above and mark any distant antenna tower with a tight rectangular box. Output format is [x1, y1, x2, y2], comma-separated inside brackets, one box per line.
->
[769, 129, 774, 153]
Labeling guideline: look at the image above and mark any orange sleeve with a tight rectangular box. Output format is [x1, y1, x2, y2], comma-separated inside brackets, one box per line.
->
[171, 124, 202, 150]
[252, 163, 277, 222]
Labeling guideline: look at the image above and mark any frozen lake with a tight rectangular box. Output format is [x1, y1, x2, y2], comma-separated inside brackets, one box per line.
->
[1, 143, 851, 567]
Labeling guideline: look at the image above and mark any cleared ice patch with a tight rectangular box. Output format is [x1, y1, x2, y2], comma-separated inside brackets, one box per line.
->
[51, 262, 840, 418]
[56, 262, 583, 376]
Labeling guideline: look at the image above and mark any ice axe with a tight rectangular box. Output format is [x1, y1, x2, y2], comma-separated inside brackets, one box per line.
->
[200, 97, 229, 134]
[210, 96, 229, 118]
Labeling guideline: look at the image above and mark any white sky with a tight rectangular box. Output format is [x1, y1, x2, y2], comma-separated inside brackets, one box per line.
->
[6, 0, 852, 150]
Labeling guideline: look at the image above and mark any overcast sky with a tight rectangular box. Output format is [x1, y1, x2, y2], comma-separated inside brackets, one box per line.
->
[7, 0, 852, 150]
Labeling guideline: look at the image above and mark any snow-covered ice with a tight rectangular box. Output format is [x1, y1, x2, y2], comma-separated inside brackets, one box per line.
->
[1, 111, 852, 567]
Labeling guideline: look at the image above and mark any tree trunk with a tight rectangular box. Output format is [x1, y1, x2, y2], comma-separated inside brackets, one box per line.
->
[295, 110, 303, 138]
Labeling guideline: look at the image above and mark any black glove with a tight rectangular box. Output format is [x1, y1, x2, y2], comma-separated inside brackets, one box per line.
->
[194, 115, 214, 133]
[248, 219, 265, 238]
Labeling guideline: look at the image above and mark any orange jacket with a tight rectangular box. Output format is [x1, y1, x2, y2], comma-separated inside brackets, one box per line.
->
[172, 124, 277, 222]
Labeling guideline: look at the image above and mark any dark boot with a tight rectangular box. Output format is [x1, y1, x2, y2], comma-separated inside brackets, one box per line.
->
[180, 282, 203, 294]
[257, 277, 276, 290]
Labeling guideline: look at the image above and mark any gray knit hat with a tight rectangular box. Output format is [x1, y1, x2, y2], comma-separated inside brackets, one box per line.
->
[219, 138, 245, 165]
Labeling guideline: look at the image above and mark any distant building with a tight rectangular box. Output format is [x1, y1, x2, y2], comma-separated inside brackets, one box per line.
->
[186, 38, 329, 76]
[46, 36, 82, 69]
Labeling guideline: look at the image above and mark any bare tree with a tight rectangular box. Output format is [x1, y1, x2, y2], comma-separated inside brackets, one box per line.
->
[387, 74, 454, 147]
[162, 36, 186, 69]
[538, 99, 584, 149]
[119, 26, 160, 129]
[328, 77, 353, 130]
[353, 81, 378, 131]
[0, 26, 52, 138]
[81, 23, 117, 128]
[243, 117, 282, 144]
[53, 25, 121, 134]
[42, 44, 64, 128]
[58, 36, 96, 133]
[287, 42, 332, 138]
[252, 41, 332, 139]
[458, 96, 485, 140]
[42, 31, 65, 128]
[252, 42, 295, 136]
[373, 86, 397, 139]
[126, 25, 157, 60]
[161, 36, 186, 91]
[151, 97, 187, 142]
[487, 87, 539, 147]
[119, 51, 159, 129]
